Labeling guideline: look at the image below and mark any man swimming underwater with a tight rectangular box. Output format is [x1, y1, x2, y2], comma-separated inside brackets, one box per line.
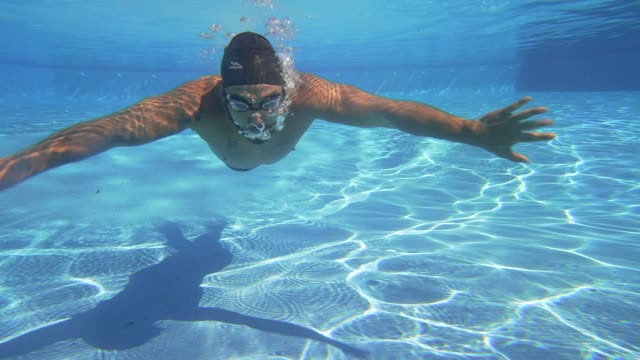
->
[0, 32, 554, 190]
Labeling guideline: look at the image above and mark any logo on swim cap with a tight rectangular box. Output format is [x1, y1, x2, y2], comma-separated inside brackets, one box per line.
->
[229, 61, 243, 70]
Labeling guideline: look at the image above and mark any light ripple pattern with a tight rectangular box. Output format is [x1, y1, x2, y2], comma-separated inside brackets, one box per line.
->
[0, 91, 638, 359]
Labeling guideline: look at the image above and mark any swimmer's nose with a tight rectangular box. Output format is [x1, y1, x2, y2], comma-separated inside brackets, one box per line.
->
[251, 113, 264, 125]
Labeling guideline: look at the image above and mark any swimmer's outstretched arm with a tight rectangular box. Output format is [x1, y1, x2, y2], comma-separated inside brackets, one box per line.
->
[299, 73, 555, 163]
[0, 79, 208, 191]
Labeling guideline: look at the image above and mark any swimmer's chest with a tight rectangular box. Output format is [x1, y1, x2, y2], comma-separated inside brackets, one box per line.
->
[191, 113, 312, 163]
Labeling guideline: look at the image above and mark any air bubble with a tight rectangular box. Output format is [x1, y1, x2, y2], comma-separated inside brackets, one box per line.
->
[200, 32, 215, 40]
[265, 16, 296, 41]
[249, 0, 274, 8]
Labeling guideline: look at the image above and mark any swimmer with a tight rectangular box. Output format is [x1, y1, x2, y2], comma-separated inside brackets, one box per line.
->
[0, 32, 555, 191]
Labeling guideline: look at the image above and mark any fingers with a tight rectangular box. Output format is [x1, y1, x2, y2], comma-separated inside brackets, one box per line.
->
[508, 151, 530, 163]
[519, 119, 554, 131]
[502, 96, 532, 115]
[519, 131, 556, 142]
[511, 107, 548, 122]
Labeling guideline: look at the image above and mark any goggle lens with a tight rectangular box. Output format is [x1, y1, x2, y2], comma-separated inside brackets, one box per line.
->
[226, 95, 282, 113]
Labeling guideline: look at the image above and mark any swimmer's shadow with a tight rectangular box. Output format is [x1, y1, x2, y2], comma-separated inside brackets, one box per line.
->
[0, 220, 366, 358]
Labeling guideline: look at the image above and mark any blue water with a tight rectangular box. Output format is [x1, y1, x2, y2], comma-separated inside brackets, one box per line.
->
[1, 1, 639, 359]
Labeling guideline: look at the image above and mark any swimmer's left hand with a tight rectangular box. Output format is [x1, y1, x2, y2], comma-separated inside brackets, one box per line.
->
[475, 96, 555, 163]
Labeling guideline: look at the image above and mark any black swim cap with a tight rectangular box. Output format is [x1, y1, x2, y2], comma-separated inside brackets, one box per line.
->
[221, 32, 284, 87]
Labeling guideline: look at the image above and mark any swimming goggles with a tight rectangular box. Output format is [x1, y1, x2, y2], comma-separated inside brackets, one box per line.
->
[223, 89, 286, 143]
[224, 91, 283, 114]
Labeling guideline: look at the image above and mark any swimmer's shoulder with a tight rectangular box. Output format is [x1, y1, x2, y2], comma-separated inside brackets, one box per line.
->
[297, 72, 335, 90]
[293, 72, 343, 110]
[178, 75, 222, 96]
[160, 75, 223, 116]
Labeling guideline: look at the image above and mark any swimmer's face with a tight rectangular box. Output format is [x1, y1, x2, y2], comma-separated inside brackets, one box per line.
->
[223, 84, 284, 129]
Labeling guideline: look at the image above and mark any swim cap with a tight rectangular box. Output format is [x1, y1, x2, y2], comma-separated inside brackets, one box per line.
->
[221, 32, 284, 87]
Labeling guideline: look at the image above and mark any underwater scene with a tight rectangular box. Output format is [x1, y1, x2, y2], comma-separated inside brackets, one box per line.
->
[0, 1, 638, 359]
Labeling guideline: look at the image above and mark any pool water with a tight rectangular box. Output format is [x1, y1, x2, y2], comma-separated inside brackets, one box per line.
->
[0, 90, 638, 359]
[1, 0, 640, 359]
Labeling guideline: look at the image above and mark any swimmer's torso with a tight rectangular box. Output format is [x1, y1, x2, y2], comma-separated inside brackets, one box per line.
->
[192, 112, 312, 170]
[189, 76, 314, 170]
